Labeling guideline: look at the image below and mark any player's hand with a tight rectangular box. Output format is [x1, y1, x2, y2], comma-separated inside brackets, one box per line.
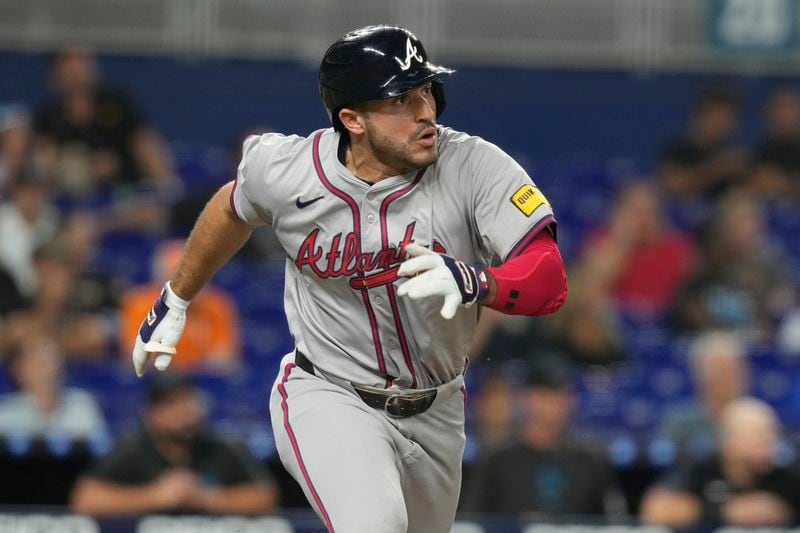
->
[132, 281, 190, 377]
[397, 243, 488, 319]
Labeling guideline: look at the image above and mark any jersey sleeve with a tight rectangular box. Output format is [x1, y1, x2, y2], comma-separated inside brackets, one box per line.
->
[466, 137, 556, 262]
[230, 133, 297, 226]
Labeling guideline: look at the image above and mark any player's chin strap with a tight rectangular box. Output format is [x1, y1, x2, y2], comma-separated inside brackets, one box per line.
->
[396, 243, 489, 319]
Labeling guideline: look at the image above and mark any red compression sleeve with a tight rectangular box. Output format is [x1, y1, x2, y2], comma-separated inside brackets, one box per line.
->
[487, 229, 567, 315]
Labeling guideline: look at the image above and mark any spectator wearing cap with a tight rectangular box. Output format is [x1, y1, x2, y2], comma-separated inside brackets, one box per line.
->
[656, 331, 749, 459]
[118, 239, 240, 373]
[461, 360, 623, 518]
[71, 373, 277, 516]
[0, 335, 107, 439]
[642, 397, 800, 528]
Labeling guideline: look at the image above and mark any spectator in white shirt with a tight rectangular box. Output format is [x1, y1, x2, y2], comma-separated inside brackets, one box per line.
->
[0, 335, 107, 439]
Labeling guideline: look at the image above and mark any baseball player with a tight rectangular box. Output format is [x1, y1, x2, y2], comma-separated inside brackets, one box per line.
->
[132, 25, 567, 532]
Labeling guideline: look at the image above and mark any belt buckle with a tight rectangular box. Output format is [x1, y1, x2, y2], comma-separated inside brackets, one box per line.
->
[384, 394, 407, 418]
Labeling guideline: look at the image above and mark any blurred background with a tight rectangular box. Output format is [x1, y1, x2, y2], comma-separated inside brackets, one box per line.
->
[2, 0, 800, 532]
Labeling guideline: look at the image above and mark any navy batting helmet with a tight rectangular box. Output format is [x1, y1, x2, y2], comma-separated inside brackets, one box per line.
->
[319, 25, 455, 131]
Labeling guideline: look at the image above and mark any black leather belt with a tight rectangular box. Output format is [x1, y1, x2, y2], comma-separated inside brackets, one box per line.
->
[294, 351, 437, 418]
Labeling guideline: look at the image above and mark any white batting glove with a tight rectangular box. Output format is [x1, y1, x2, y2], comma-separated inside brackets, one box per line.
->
[397, 243, 489, 320]
[132, 281, 190, 377]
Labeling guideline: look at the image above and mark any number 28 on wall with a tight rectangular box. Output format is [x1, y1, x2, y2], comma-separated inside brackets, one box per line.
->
[715, 0, 795, 49]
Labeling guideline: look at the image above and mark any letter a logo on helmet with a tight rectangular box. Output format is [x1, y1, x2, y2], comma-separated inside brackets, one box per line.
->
[319, 25, 455, 131]
[395, 38, 424, 71]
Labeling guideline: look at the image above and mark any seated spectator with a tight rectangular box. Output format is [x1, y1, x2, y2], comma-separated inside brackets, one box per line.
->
[470, 268, 625, 368]
[0, 239, 115, 358]
[59, 211, 125, 318]
[540, 267, 627, 366]
[119, 239, 241, 373]
[750, 88, 800, 202]
[0, 335, 107, 439]
[35, 47, 176, 198]
[70, 373, 277, 516]
[0, 103, 32, 193]
[34, 48, 175, 234]
[472, 373, 514, 454]
[671, 190, 794, 340]
[642, 397, 800, 528]
[581, 181, 695, 318]
[659, 87, 746, 200]
[461, 359, 623, 518]
[0, 172, 59, 298]
[656, 331, 749, 459]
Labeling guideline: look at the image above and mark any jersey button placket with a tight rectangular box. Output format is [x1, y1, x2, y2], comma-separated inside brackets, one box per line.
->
[361, 190, 397, 379]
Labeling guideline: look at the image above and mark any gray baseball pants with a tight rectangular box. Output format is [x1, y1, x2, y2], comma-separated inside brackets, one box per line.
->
[269, 353, 467, 533]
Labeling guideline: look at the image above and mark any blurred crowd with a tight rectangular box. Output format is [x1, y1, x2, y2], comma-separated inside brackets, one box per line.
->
[1, 48, 800, 529]
[0, 48, 273, 516]
[459, 85, 800, 528]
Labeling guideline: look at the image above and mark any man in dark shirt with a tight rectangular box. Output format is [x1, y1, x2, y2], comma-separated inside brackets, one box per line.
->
[35, 48, 176, 202]
[751, 88, 800, 201]
[642, 397, 800, 528]
[659, 87, 746, 200]
[71, 373, 277, 516]
[461, 359, 621, 518]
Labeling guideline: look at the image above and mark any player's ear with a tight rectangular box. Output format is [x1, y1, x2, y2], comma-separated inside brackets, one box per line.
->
[339, 107, 366, 136]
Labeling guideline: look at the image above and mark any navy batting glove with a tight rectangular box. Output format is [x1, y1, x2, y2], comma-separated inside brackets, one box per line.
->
[132, 281, 190, 377]
[397, 243, 489, 319]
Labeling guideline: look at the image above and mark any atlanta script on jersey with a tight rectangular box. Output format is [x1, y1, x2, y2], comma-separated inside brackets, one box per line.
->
[231, 127, 555, 389]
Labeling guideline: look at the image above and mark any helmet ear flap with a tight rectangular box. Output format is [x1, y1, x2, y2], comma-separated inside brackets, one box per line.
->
[432, 80, 447, 119]
[320, 86, 343, 132]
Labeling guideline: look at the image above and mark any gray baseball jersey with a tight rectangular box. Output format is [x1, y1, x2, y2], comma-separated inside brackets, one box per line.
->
[231, 126, 555, 390]
[236, 125, 556, 532]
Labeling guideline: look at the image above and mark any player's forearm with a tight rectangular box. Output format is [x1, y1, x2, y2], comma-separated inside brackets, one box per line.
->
[71, 478, 168, 515]
[484, 230, 567, 315]
[171, 182, 253, 300]
[196, 483, 278, 515]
